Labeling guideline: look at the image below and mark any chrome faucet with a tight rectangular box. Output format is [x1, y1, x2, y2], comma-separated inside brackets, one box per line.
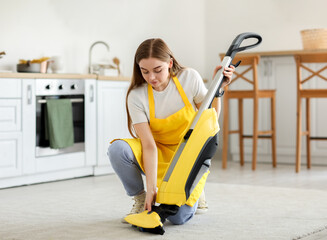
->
[88, 41, 110, 74]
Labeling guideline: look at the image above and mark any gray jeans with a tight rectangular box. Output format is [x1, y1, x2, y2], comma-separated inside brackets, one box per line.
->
[107, 140, 198, 225]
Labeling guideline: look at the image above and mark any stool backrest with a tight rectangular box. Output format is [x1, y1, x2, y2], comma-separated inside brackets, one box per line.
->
[294, 53, 327, 90]
[221, 55, 260, 92]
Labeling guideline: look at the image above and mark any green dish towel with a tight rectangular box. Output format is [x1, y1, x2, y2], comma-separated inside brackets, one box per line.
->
[45, 99, 74, 149]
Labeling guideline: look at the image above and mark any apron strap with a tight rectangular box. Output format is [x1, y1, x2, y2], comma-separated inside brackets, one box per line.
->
[172, 76, 193, 108]
[148, 84, 155, 120]
[148, 75, 193, 120]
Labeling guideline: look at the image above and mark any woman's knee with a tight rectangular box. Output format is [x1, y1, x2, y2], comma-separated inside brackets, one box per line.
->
[168, 212, 194, 225]
[107, 140, 134, 166]
[108, 140, 125, 164]
[167, 203, 197, 225]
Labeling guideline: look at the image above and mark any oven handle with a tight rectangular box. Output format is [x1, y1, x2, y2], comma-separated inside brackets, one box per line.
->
[90, 84, 94, 103]
[37, 98, 84, 104]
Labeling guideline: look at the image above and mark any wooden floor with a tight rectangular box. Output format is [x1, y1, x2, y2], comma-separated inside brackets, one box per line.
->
[209, 158, 327, 191]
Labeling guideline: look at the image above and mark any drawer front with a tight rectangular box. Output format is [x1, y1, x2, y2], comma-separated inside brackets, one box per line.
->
[0, 79, 22, 98]
[0, 99, 21, 131]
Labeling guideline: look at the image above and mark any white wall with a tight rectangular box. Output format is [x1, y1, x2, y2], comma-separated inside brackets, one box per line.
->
[1, 0, 327, 79]
[205, 0, 327, 78]
[0, 0, 206, 77]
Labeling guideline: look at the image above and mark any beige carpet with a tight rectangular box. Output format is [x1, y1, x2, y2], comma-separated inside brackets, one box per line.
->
[1, 174, 327, 240]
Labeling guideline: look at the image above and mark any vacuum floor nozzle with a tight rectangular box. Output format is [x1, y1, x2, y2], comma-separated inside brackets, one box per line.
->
[125, 204, 179, 235]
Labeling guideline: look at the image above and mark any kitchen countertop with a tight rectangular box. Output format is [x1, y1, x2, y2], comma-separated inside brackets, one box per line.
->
[97, 75, 131, 81]
[0, 72, 206, 82]
[0, 72, 131, 81]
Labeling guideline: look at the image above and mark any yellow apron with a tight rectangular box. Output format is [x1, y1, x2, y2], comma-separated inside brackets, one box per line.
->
[120, 76, 196, 183]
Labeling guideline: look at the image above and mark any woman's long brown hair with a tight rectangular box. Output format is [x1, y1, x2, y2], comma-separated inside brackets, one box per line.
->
[126, 38, 184, 138]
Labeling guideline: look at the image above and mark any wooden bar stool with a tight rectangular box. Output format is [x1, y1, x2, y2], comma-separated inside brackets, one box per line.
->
[221, 55, 277, 170]
[294, 53, 327, 173]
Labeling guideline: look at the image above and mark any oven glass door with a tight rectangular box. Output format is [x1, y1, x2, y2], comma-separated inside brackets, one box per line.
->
[35, 95, 85, 157]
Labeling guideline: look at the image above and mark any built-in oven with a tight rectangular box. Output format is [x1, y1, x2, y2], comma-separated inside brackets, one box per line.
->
[35, 79, 85, 157]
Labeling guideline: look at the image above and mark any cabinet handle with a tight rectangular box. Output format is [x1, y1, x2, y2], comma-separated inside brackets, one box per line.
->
[27, 85, 32, 105]
[90, 84, 94, 102]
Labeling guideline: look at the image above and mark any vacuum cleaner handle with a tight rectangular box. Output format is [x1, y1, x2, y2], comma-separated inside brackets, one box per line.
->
[225, 32, 262, 59]
[189, 32, 262, 130]
[216, 33, 262, 97]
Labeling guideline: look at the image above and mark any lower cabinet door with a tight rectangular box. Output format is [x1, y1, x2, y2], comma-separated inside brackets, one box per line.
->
[0, 132, 22, 178]
[0, 99, 21, 132]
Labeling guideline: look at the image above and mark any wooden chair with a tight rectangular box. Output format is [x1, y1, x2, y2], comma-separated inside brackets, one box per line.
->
[294, 53, 327, 173]
[221, 55, 277, 170]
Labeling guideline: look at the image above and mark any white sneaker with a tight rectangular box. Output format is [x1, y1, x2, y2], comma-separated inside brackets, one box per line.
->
[122, 191, 146, 223]
[196, 191, 208, 214]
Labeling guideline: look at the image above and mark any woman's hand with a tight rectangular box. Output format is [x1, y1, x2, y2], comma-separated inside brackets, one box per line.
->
[144, 189, 157, 212]
[212, 65, 235, 88]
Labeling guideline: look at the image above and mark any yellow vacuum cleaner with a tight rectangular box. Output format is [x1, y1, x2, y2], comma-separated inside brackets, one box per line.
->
[125, 32, 262, 235]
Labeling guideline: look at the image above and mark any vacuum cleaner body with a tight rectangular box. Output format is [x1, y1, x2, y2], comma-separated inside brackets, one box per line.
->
[124, 109, 219, 234]
[156, 107, 219, 207]
[125, 32, 262, 235]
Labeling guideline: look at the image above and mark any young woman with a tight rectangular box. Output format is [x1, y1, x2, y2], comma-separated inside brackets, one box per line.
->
[108, 38, 234, 225]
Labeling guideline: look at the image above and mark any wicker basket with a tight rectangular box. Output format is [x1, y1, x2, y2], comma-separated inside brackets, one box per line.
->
[301, 29, 327, 50]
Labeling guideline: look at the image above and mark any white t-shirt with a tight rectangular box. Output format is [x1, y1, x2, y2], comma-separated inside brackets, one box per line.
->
[127, 68, 208, 124]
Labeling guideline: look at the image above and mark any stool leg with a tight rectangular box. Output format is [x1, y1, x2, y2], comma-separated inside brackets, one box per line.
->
[222, 96, 229, 169]
[238, 99, 244, 166]
[271, 95, 277, 168]
[296, 96, 302, 173]
[252, 97, 259, 171]
[306, 98, 311, 169]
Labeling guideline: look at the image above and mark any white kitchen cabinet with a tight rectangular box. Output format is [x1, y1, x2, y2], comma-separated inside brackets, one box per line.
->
[228, 56, 327, 165]
[0, 99, 21, 132]
[0, 78, 21, 98]
[1, 78, 97, 188]
[0, 78, 23, 179]
[0, 76, 125, 188]
[95, 80, 131, 175]
[0, 132, 22, 178]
